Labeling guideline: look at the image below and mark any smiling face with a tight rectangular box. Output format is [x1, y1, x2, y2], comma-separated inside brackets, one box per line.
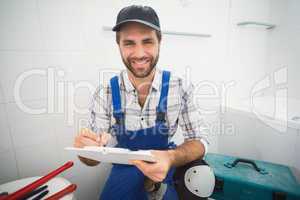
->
[117, 22, 160, 78]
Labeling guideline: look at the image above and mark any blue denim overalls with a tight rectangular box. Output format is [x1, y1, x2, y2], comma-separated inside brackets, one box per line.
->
[100, 71, 178, 200]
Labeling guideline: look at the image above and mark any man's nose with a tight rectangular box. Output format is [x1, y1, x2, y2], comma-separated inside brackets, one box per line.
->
[134, 44, 146, 58]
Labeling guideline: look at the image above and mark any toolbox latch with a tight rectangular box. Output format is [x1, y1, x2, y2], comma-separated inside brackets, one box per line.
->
[273, 192, 286, 200]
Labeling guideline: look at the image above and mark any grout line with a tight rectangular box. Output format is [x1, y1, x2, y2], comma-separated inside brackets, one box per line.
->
[0, 148, 14, 155]
[0, 83, 21, 179]
[36, 0, 44, 52]
[0, 49, 90, 53]
[3, 98, 48, 105]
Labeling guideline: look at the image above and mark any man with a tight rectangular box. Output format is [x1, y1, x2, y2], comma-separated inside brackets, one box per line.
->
[73, 5, 208, 200]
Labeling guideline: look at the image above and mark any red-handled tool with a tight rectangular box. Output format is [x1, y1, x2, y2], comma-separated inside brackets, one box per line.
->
[2, 161, 73, 200]
[44, 184, 77, 200]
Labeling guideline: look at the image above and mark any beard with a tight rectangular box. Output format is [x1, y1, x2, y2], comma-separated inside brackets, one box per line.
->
[121, 52, 159, 79]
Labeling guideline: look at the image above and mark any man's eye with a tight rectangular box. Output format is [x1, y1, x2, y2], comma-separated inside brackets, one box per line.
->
[124, 42, 133, 46]
[144, 41, 153, 44]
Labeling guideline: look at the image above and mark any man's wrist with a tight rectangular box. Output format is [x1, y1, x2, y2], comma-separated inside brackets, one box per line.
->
[167, 149, 176, 167]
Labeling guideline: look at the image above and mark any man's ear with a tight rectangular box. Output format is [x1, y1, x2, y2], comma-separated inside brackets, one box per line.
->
[118, 45, 125, 59]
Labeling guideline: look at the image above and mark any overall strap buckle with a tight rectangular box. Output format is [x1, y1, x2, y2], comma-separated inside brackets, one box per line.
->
[113, 111, 125, 125]
[110, 76, 124, 125]
[156, 70, 171, 123]
[156, 111, 166, 122]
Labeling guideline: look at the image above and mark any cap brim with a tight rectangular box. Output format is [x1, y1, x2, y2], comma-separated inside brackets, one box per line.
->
[112, 19, 160, 32]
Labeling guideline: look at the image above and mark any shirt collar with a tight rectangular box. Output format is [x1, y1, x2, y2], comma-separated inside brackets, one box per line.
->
[122, 68, 161, 93]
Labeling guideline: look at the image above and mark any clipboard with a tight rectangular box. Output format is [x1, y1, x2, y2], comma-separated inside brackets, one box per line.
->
[65, 146, 156, 165]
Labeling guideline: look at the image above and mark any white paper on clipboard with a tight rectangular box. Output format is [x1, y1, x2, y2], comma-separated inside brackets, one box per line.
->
[65, 146, 156, 165]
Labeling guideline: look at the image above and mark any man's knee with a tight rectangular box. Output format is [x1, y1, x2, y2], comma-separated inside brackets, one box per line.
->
[173, 159, 215, 200]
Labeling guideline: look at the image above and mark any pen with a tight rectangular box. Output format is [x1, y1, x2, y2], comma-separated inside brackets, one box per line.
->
[32, 190, 49, 200]
[20, 185, 48, 200]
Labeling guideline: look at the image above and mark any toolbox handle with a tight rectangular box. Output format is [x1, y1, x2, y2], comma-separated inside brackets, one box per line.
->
[224, 158, 268, 174]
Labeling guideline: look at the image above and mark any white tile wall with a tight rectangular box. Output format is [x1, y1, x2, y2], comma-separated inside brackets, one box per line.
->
[54, 113, 88, 179]
[37, 0, 87, 51]
[0, 52, 49, 102]
[0, 52, 105, 103]
[254, 121, 298, 166]
[204, 114, 222, 154]
[293, 130, 300, 181]
[0, 0, 42, 51]
[0, 103, 13, 153]
[231, 0, 271, 22]
[219, 110, 263, 160]
[0, 150, 19, 185]
[157, 0, 229, 84]
[0, 83, 6, 104]
[267, 0, 300, 100]
[227, 0, 271, 101]
[15, 142, 60, 178]
[6, 100, 56, 149]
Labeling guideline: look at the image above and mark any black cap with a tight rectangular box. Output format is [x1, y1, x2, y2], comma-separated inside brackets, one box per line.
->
[112, 5, 160, 32]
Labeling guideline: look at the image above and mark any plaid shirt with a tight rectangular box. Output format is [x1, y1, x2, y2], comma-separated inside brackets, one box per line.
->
[88, 68, 208, 152]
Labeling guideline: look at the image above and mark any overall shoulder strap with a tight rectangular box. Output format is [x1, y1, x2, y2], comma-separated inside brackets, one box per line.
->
[156, 71, 171, 122]
[110, 76, 123, 120]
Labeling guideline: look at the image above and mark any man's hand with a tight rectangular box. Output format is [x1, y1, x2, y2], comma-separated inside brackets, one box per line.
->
[130, 150, 173, 183]
[73, 128, 111, 166]
[74, 128, 111, 147]
[131, 140, 205, 182]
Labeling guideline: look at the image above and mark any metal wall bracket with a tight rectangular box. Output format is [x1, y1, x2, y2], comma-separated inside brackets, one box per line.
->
[237, 21, 276, 30]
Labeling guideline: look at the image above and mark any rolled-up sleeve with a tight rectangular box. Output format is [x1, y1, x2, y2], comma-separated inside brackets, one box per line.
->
[88, 85, 118, 147]
[178, 82, 209, 154]
[88, 85, 111, 134]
